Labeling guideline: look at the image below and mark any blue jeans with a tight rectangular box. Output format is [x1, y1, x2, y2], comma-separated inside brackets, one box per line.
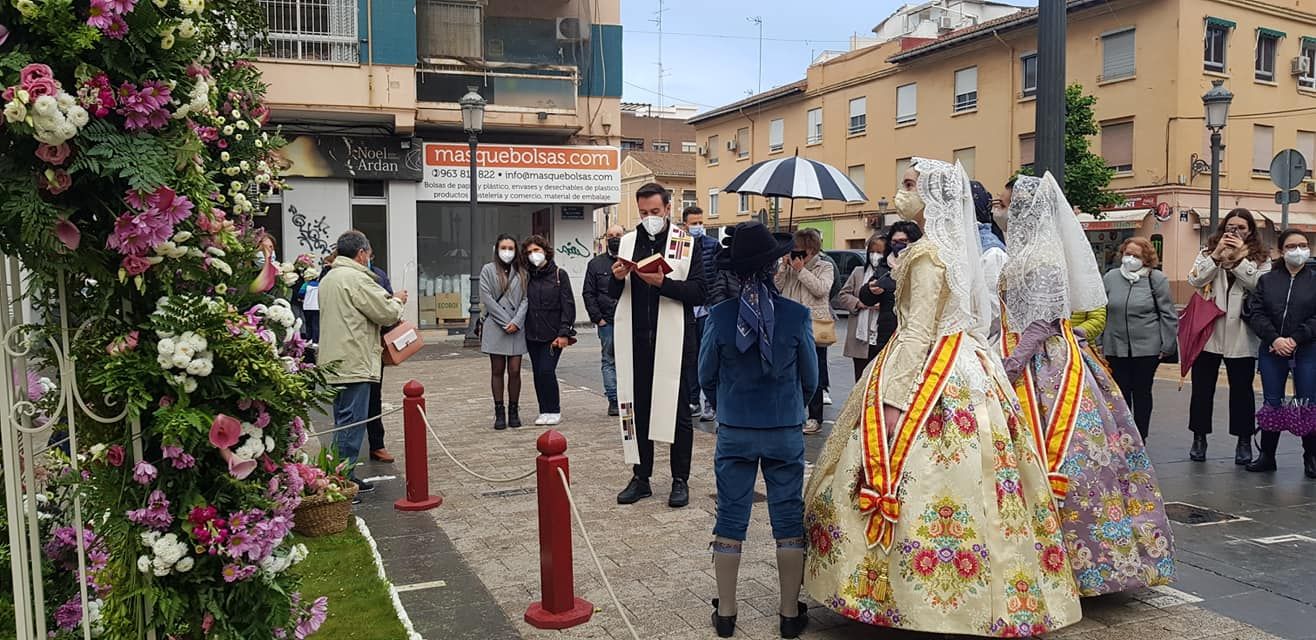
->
[331, 382, 372, 473]
[713, 425, 805, 541]
[1257, 344, 1316, 455]
[526, 340, 563, 414]
[599, 323, 617, 402]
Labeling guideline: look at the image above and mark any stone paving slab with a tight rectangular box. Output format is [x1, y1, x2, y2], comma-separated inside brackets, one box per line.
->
[358, 343, 1297, 640]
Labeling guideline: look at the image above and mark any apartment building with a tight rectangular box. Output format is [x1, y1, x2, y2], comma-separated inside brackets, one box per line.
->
[620, 102, 699, 153]
[254, 0, 623, 328]
[690, 0, 1316, 302]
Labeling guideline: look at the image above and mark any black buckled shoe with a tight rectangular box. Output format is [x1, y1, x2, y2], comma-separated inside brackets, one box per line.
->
[711, 599, 736, 638]
[1189, 434, 1207, 461]
[494, 402, 507, 431]
[607, 400, 619, 417]
[1246, 451, 1278, 473]
[507, 403, 522, 428]
[780, 601, 809, 639]
[668, 478, 689, 508]
[616, 476, 652, 505]
[1304, 453, 1316, 479]
[1235, 437, 1253, 466]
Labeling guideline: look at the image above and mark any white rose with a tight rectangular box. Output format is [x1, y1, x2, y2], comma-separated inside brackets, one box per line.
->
[182, 377, 198, 394]
[156, 353, 175, 369]
[89, 444, 107, 458]
[239, 160, 250, 171]
[32, 95, 58, 117]
[222, 125, 234, 136]
[172, 231, 193, 243]
[185, 359, 208, 376]
[160, 33, 176, 50]
[158, 337, 176, 355]
[291, 544, 308, 564]
[3, 101, 28, 124]
[236, 120, 249, 131]
[66, 106, 89, 128]
[178, 19, 198, 39]
[141, 531, 160, 547]
[175, 557, 194, 573]
[264, 436, 274, 453]
[241, 421, 259, 437]
[173, 350, 194, 368]
[220, 151, 231, 162]
[154, 241, 178, 256]
[56, 93, 76, 109]
[152, 558, 172, 576]
[137, 555, 151, 574]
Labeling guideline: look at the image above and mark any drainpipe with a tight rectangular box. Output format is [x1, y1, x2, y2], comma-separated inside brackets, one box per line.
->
[366, 0, 375, 106]
[991, 29, 1015, 179]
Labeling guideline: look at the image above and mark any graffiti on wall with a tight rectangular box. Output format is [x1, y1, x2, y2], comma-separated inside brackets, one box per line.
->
[556, 237, 591, 260]
[289, 205, 332, 254]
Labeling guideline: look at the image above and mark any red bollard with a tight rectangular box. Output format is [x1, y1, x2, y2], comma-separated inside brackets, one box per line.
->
[524, 430, 594, 629]
[393, 380, 443, 512]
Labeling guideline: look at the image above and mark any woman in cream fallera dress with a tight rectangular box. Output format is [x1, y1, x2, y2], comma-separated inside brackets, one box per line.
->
[803, 159, 1082, 637]
[1000, 174, 1174, 596]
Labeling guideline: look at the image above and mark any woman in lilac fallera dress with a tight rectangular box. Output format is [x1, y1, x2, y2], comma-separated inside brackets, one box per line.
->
[999, 173, 1175, 596]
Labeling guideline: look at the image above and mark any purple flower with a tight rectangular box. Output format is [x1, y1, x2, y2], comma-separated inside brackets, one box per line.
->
[105, 0, 136, 12]
[163, 444, 196, 470]
[86, 0, 115, 29]
[295, 596, 329, 639]
[104, 15, 128, 39]
[116, 80, 172, 130]
[132, 460, 157, 485]
[150, 187, 194, 225]
[54, 598, 83, 630]
[126, 489, 173, 530]
[0, 24, 9, 48]
[937, 547, 955, 563]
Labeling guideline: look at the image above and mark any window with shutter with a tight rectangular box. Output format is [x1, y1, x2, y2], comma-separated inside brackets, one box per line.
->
[682, 190, 698, 211]
[954, 67, 978, 112]
[1298, 131, 1315, 178]
[953, 147, 977, 179]
[769, 119, 784, 152]
[416, 0, 482, 61]
[1101, 29, 1136, 81]
[1020, 53, 1038, 96]
[1101, 122, 1134, 173]
[848, 97, 867, 134]
[708, 190, 719, 216]
[847, 165, 866, 195]
[1019, 134, 1035, 171]
[896, 84, 917, 124]
[736, 127, 750, 158]
[707, 135, 719, 165]
[1204, 23, 1229, 72]
[1302, 39, 1316, 89]
[1252, 125, 1274, 174]
[807, 108, 823, 144]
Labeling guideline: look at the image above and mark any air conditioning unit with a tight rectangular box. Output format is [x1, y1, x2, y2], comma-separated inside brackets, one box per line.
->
[1292, 56, 1312, 76]
[938, 15, 955, 30]
[726, 139, 738, 152]
[557, 17, 587, 42]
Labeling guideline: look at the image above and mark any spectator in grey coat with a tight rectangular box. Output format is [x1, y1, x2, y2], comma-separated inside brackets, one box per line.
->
[1102, 236, 1178, 440]
[480, 234, 529, 430]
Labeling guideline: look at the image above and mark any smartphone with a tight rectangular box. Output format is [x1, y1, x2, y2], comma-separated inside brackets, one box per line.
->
[790, 250, 807, 260]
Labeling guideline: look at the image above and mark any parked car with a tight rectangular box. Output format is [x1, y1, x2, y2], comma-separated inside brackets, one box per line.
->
[825, 249, 865, 317]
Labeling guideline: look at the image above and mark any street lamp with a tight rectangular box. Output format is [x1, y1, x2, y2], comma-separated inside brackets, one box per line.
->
[1203, 79, 1233, 230]
[876, 196, 889, 228]
[460, 86, 486, 348]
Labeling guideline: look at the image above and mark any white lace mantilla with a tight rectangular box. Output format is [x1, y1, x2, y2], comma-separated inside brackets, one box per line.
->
[912, 157, 989, 339]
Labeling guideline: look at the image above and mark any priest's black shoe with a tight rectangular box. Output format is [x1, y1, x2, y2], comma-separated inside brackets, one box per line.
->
[780, 601, 809, 639]
[1189, 434, 1207, 461]
[710, 599, 735, 638]
[1235, 437, 1253, 466]
[616, 477, 652, 504]
[1246, 452, 1277, 472]
[1304, 453, 1316, 479]
[668, 478, 689, 508]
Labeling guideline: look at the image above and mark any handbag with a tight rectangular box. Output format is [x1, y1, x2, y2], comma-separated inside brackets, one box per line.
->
[381, 320, 424, 366]
[812, 313, 838, 347]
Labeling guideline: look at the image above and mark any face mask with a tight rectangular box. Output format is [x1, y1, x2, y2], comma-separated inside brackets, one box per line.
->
[527, 252, 547, 267]
[498, 249, 516, 264]
[869, 252, 883, 266]
[642, 216, 668, 236]
[1122, 255, 1143, 272]
[893, 188, 925, 221]
[1285, 248, 1311, 267]
[688, 224, 705, 237]
[992, 206, 1009, 232]
[889, 241, 909, 257]
[606, 237, 621, 255]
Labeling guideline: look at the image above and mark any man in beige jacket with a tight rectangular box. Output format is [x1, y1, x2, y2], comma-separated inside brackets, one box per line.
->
[319, 230, 407, 492]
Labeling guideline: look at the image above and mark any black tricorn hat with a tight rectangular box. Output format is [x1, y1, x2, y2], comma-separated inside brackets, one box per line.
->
[718, 221, 794, 276]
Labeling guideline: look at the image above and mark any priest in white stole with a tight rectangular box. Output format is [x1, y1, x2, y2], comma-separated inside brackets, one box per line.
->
[610, 182, 706, 509]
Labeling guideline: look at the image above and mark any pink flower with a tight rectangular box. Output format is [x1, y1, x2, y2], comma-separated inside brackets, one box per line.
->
[86, 0, 115, 29]
[150, 187, 194, 225]
[19, 63, 53, 88]
[249, 258, 278, 294]
[23, 76, 59, 101]
[120, 254, 153, 277]
[106, 330, 139, 355]
[163, 444, 196, 470]
[104, 16, 128, 40]
[126, 489, 172, 530]
[36, 143, 71, 165]
[210, 414, 241, 448]
[295, 596, 329, 639]
[0, 25, 9, 48]
[132, 460, 157, 485]
[116, 80, 171, 131]
[54, 218, 80, 250]
[105, 0, 136, 13]
[38, 169, 72, 195]
[220, 448, 257, 480]
[202, 613, 214, 633]
[106, 444, 124, 467]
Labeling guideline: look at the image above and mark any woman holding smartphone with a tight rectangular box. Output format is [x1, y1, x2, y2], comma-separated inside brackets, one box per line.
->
[776, 228, 834, 435]
[1185, 209, 1270, 463]
[522, 235, 576, 426]
[838, 222, 922, 382]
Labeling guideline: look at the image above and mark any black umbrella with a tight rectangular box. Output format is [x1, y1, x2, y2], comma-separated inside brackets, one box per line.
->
[723, 150, 868, 228]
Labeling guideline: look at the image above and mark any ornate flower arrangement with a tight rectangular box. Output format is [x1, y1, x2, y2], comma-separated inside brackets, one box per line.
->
[0, 0, 338, 637]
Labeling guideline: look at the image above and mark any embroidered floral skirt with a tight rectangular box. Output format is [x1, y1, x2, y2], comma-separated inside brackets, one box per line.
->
[1030, 335, 1176, 596]
[803, 345, 1082, 637]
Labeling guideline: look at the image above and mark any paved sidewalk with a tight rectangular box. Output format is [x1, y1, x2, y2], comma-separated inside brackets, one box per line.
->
[363, 342, 1291, 640]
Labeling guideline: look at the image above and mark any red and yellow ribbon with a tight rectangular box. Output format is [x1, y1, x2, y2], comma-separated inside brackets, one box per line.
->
[1000, 313, 1085, 500]
[858, 332, 963, 550]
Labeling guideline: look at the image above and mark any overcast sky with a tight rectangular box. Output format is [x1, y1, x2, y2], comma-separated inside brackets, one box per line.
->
[619, 0, 1037, 113]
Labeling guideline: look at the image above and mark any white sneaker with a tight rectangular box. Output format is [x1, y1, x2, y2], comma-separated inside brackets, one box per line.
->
[823, 390, 833, 405]
[543, 413, 562, 426]
[534, 414, 549, 426]
[803, 419, 822, 435]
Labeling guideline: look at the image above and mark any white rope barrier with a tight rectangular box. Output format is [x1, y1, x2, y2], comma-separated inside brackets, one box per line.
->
[306, 405, 404, 438]
[417, 406, 536, 484]
[556, 467, 640, 640]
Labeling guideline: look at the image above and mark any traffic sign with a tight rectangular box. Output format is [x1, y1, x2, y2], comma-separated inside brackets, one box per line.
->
[1276, 190, 1302, 205]
[1270, 149, 1308, 191]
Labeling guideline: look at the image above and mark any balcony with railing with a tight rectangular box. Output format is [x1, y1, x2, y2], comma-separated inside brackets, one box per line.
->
[259, 0, 360, 63]
[416, 0, 596, 116]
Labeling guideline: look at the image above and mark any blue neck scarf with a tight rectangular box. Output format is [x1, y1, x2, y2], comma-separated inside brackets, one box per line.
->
[736, 273, 777, 372]
[978, 223, 1006, 253]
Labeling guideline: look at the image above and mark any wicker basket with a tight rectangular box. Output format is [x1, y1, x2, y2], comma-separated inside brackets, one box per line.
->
[293, 484, 358, 537]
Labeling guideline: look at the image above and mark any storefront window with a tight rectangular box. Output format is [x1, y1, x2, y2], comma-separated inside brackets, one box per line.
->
[351, 181, 388, 271]
[415, 202, 538, 329]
